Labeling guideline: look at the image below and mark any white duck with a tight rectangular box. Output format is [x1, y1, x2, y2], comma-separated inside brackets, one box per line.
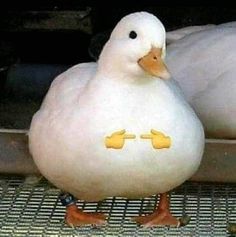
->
[166, 22, 236, 138]
[29, 12, 204, 228]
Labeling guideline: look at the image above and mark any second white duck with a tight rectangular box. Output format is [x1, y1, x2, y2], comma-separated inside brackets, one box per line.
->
[167, 23, 236, 138]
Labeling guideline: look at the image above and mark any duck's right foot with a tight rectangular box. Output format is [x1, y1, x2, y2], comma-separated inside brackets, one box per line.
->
[59, 192, 106, 227]
[65, 204, 107, 227]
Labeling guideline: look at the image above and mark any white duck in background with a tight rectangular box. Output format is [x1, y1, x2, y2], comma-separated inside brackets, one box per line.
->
[29, 12, 204, 228]
[166, 22, 236, 139]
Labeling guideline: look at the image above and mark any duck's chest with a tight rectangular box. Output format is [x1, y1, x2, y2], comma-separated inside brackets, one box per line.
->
[69, 80, 195, 145]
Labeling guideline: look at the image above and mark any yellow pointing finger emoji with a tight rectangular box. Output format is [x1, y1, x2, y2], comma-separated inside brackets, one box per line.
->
[141, 129, 171, 149]
[105, 129, 136, 149]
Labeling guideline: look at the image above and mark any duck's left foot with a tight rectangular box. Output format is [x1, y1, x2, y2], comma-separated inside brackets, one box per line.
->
[133, 209, 180, 228]
[133, 193, 190, 228]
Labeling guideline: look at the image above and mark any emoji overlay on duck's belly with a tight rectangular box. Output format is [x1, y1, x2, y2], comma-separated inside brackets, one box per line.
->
[105, 129, 136, 149]
[105, 129, 171, 149]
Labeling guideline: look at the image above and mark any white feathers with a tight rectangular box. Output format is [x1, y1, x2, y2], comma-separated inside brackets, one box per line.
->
[29, 12, 204, 202]
[167, 23, 236, 138]
[98, 12, 167, 78]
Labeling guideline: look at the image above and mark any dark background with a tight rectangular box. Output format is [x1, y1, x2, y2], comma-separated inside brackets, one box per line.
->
[1, 3, 236, 129]
[1, 4, 236, 65]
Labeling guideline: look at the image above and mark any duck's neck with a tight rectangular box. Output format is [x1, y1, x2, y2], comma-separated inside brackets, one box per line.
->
[97, 59, 129, 81]
[97, 64, 160, 86]
[97, 42, 152, 83]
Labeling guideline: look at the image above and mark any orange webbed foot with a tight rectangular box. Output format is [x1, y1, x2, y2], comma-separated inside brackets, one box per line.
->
[133, 209, 180, 228]
[133, 193, 190, 228]
[65, 204, 107, 227]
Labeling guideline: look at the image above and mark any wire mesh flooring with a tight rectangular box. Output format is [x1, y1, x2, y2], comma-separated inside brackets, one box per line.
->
[0, 175, 236, 237]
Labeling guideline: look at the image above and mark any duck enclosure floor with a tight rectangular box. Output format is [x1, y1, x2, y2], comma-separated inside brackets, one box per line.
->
[0, 175, 235, 237]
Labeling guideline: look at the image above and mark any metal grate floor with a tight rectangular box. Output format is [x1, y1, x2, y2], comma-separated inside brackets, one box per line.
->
[0, 176, 236, 237]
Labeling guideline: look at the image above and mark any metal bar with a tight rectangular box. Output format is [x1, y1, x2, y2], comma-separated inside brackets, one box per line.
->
[0, 129, 236, 182]
[191, 139, 236, 183]
[0, 130, 39, 175]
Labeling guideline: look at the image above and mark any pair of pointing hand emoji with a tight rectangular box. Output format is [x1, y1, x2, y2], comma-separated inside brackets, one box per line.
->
[105, 129, 171, 149]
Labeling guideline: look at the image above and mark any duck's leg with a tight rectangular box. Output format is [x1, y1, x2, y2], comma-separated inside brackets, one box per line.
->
[59, 193, 106, 227]
[133, 193, 189, 228]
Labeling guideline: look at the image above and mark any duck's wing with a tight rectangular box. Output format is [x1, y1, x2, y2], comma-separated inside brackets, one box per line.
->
[166, 25, 215, 44]
[166, 21, 236, 45]
[217, 21, 236, 28]
[167, 27, 236, 101]
[40, 62, 97, 110]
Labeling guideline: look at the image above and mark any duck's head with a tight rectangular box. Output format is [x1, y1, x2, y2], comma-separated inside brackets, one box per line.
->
[98, 12, 170, 81]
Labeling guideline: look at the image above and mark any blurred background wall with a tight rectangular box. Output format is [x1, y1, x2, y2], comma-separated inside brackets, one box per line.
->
[1, 3, 236, 129]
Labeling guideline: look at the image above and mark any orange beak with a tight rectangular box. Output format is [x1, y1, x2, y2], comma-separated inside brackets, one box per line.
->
[138, 47, 170, 79]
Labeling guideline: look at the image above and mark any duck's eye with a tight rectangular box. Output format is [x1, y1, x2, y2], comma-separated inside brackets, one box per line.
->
[129, 31, 137, 39]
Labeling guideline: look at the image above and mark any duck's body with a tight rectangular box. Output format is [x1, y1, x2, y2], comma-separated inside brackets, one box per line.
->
[29, 12, 204, 227]
[29, 62, 204, 201]
[167, 25, 236, 138]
